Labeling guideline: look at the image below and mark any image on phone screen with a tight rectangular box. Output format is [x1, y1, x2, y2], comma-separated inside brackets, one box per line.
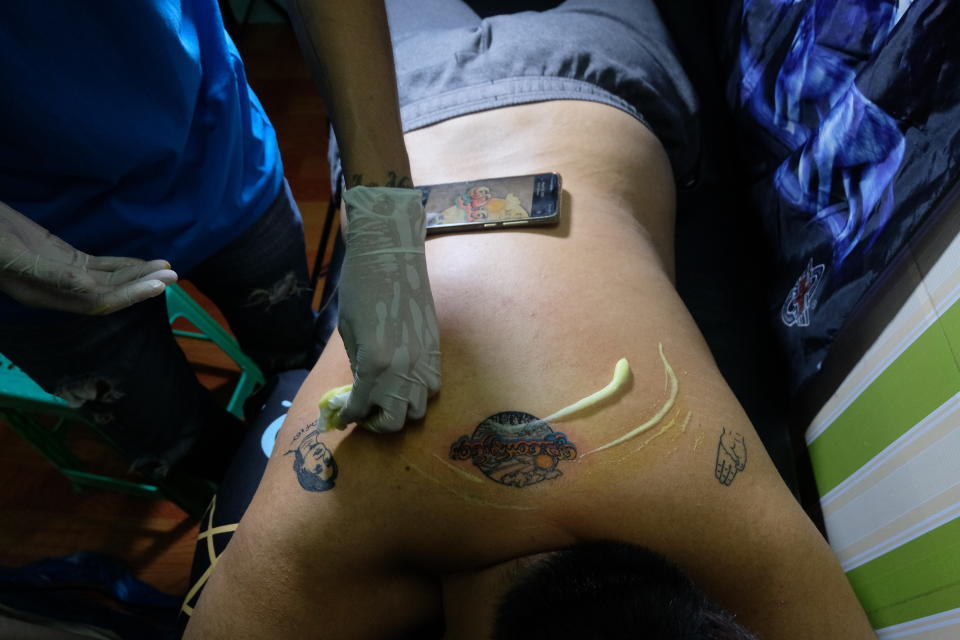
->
[418, 172, 561, 234]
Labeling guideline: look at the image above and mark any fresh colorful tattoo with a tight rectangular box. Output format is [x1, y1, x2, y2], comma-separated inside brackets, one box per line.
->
[449, 411, 577, 488]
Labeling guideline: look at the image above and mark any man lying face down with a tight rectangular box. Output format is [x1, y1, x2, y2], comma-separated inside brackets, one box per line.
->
[184, 1, 876, 638]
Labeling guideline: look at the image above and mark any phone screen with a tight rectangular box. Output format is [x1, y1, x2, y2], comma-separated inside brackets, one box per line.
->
[418, 172, 561, 234]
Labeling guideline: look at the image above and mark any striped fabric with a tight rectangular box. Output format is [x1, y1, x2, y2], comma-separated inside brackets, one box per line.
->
[806, 228, 960, 637]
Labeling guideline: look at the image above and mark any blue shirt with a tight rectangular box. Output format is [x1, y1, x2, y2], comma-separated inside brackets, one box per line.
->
[0, 0, 283, 322]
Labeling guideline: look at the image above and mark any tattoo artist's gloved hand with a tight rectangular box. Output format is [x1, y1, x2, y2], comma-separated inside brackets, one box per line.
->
[337, 186, 441, 433]
[0, 201, 178, 314]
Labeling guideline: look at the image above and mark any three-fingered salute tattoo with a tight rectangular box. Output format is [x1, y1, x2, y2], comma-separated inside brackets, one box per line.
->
[450, 411, 577, 488]
[287, 426, 339, 492]
[714, 427, 747, 486]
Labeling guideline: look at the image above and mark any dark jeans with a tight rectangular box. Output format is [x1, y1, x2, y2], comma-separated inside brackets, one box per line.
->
[0, 181, 322, 480]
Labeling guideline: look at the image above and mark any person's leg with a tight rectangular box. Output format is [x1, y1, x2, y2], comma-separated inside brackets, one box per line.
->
[387, 0, 697, 188]
[464, 1, 562, 18]
[0, 297, 245, 482]
[548, 0, 677, 45]
[187, 181, 322, 378]
[547, 0, 699, 183]
[386, 0, 479, 43]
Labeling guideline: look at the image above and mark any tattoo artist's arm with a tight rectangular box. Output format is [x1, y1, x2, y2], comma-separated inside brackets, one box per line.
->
[288, 0, 412, 187]
[286, 2, 441, 433]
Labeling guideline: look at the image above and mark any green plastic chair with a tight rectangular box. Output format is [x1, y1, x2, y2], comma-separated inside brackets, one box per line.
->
[165, 283, 265, 418]
[0, 283, 265, 516]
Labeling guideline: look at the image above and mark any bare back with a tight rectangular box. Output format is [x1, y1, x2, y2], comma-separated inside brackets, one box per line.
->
[186, 102, 874, 639]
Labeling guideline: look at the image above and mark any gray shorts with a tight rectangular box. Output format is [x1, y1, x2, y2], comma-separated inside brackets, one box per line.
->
[386, 0, 700, 185]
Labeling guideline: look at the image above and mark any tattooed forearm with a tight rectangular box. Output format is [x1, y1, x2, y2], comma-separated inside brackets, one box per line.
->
[714, 427, 747, 486]
[349, 171, 414, 189]
[449, 411, 577, 488]
[285, 427, 339, 492]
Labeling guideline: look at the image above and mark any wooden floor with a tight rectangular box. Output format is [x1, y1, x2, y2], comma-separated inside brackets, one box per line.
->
[0, 24, 331, 597]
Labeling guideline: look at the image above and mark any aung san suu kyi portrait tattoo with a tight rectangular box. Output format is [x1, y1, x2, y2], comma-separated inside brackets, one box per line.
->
[286, 427, 339, 492]
[449, 411, 577, 488]
[714, 427, 747, 486]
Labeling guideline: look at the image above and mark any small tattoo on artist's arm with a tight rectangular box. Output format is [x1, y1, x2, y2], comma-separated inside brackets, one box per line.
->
[285, 428, 338, 492]
[349, 172, 413, 189]
[714, 427, 747, 486]
[449, 411, 577, 488]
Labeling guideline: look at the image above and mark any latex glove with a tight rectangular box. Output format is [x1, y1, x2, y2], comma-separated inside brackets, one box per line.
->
[0, 201, 177, 314]
[337, 186, 441, 433]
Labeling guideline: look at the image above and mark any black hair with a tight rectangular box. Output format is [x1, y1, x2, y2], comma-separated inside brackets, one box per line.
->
[493, 540, 758, 640]
[290, 447, 337, 492]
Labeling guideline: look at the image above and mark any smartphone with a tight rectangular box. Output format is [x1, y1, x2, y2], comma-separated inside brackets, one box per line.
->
[417, 172, 562, 235]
